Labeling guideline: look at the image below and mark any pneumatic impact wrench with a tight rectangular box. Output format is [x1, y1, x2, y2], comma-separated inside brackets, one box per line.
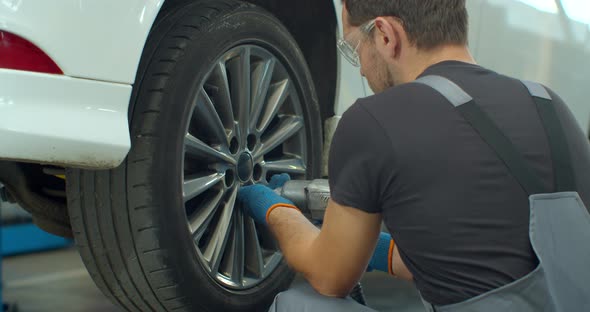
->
[274, 179, 368, 306]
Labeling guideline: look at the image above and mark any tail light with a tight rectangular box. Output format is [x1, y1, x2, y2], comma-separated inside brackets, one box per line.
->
[0, 31, 63, 74]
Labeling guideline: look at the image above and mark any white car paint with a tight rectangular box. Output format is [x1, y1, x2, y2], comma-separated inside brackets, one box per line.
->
[0, 0, 162, 167]
[0, 69, 131, 167]
[0, 0, 163, 84]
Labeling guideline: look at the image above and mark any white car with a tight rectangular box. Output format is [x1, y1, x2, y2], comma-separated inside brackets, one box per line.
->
[0, 0, 588, 311]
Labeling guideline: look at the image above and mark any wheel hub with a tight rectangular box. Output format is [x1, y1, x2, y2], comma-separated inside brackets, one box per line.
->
[237, 152, 254, 182]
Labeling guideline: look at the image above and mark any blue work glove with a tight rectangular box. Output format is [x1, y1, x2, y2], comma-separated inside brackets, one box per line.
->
[367, 232, 395, 275]
[237, 174, 299, 226]
[266, 173, 291, 189]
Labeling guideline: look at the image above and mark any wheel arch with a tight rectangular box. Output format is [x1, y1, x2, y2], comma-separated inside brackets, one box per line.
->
[157, 0, 339, 121]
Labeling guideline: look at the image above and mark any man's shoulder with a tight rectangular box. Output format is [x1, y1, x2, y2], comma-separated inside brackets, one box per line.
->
[363, 82, 431, 105]
[352, 82, 440, 120]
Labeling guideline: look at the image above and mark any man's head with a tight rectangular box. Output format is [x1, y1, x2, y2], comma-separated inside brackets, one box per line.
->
[340, 0, 469, 92]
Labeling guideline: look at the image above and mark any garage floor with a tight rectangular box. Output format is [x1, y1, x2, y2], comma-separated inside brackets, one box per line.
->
[4, 248, 424, 312]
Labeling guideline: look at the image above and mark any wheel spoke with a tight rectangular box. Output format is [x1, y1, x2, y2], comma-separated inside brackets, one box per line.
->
[228, 47, 251, 144]
[254, 116, 304, 159]
[195, 88, 229, 147]
[257, 79, 290, 133]
[183, 173, 224, 203]
[190, 189, 225, 238]
[185, 133, 236, 165]
[224, 207, 245, 285]
[262, 158, 306, 175]
[204, 186, 237, 274]
[244, 217, 265, 278]
[210, 61, 235, 128]
[250, 58, 276, 130]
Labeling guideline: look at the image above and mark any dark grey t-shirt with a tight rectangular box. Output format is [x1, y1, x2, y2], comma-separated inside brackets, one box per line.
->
[328, 61, 590, 305]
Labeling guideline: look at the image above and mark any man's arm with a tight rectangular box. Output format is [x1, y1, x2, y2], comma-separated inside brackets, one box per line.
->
[268, 199, 381, 297]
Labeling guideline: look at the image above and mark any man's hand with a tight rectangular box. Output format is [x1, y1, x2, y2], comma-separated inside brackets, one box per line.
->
[237, 174, 299, 225]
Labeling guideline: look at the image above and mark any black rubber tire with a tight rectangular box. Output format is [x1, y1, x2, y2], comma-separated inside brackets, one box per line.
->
[65, 1, 322, 311]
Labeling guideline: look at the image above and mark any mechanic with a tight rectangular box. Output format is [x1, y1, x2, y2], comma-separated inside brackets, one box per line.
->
[237, 0, 590, 311]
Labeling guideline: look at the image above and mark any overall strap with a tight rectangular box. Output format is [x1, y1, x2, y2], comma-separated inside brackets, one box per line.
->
[521, 80, 576, 192]
[414, 75, 546, 195]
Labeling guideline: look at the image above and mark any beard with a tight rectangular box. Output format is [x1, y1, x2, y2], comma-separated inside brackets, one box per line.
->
[367, 67, 395, 93]
[365, 52, 396, 94]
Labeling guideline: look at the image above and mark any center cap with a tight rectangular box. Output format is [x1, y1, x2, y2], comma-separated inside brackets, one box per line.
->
[237, 152, 254, 182]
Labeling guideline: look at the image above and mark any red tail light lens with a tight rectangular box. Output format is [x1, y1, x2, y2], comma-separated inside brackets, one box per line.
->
[0, 31, 63, 74]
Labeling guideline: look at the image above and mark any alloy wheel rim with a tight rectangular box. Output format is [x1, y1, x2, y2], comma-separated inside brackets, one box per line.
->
[181, 45, 308, 290]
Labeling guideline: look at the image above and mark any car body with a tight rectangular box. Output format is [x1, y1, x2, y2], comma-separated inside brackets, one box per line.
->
[0, 1, 588, 311]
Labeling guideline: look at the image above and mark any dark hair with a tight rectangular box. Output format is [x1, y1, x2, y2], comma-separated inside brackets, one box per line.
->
[343, 0, 468, 50]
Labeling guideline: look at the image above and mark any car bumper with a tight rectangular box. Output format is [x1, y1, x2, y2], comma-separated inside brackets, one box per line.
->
[0, 69, 131, 168]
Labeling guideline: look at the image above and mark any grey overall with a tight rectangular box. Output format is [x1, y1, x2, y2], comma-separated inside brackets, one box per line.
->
[268, 77, 590, 312]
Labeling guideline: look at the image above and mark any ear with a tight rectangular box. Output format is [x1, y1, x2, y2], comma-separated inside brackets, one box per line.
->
[373, 17, 406, 61]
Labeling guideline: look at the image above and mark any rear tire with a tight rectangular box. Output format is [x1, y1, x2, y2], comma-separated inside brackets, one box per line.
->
[66, 1, 322, 311]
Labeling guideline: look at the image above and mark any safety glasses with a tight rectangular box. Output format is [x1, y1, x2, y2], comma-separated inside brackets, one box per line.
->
[337, 19, 376, 67]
